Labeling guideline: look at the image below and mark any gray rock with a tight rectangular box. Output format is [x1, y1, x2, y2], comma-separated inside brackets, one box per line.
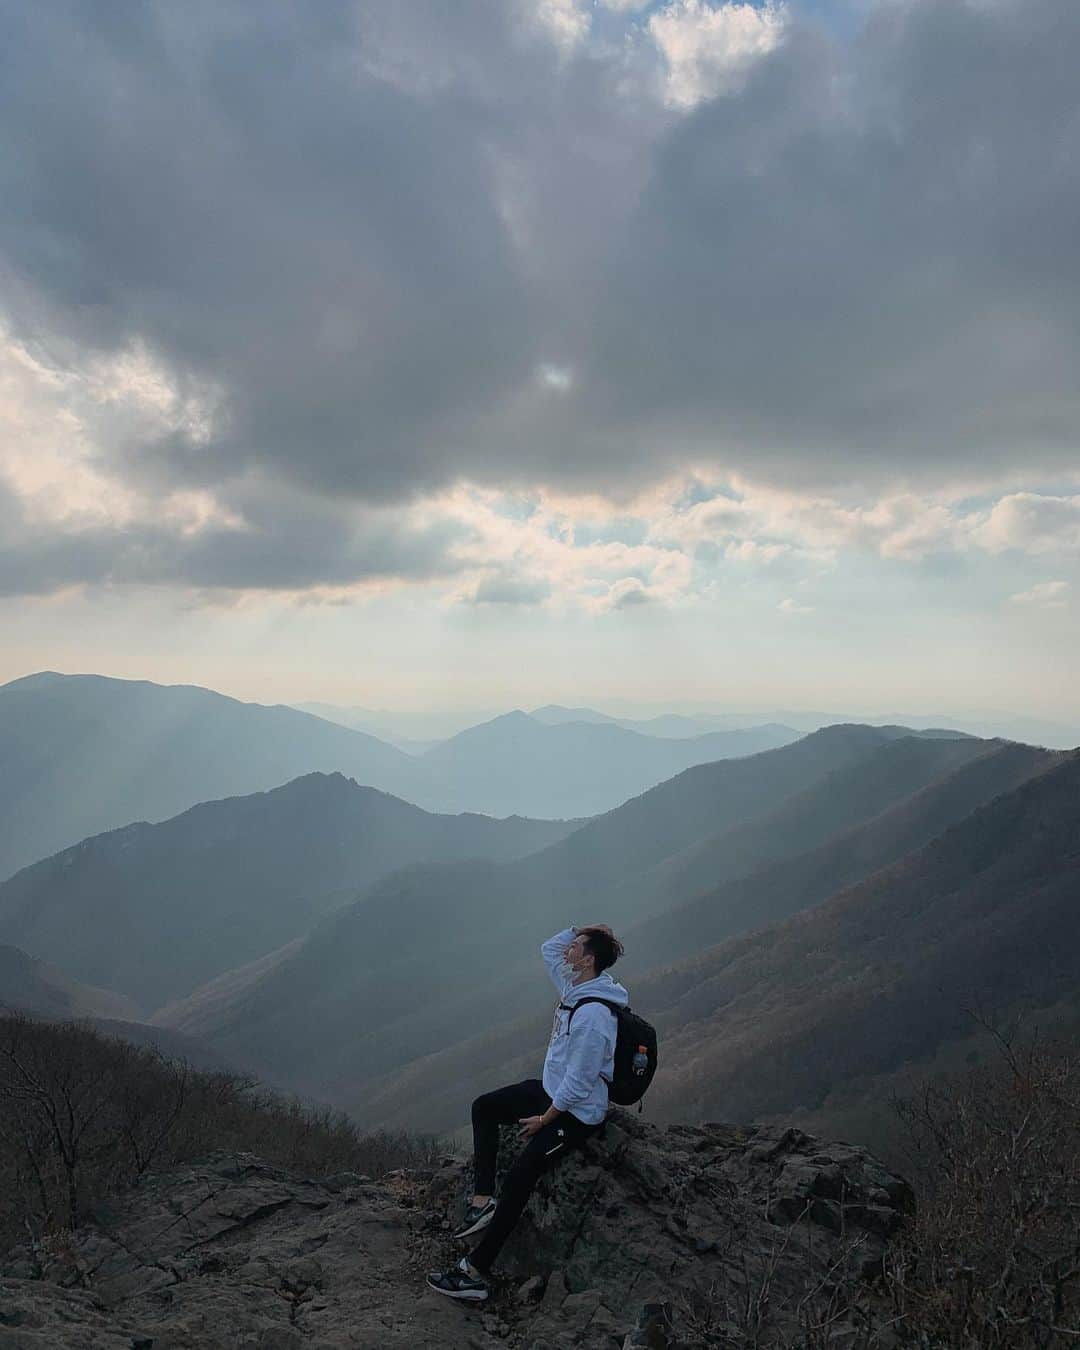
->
[540, 1269, 568, 1312]
[562, 1288, 603, 1322]
[561, 1279, 602, 1323]
[3, 1119, 911, 1349]
[517, 1275, 546, 1304]
[257, 1331, 303, 1350]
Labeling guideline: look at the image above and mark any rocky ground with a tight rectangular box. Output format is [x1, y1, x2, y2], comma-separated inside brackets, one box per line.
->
[0, 1112, 912, 1349]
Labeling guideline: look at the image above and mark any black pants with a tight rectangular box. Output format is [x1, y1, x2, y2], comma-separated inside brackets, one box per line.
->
[469, 1078, 599, 1272]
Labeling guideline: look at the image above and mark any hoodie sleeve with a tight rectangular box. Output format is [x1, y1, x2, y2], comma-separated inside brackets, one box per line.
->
[552, 1004, 616, 1113]
[541, 927, 576, 996]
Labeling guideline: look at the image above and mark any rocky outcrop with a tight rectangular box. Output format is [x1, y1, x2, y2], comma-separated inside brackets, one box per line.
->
[0, 1115, 911, 1349]
[427, 1113, 912, 1347]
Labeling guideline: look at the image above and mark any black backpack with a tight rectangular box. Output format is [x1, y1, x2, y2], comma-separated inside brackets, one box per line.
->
[561, 998, 658, 1108]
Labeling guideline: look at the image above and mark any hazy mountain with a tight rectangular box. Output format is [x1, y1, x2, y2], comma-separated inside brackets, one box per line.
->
[700, 708, 1080, 749]
[292, 701, 527, 746]
[532, 703, 1080, 749]
[610, 734, 1020, 923]
[300, 702, 799, 794]
[345, 743, 1071, 1134]
[155, 725, 975, 1105]
[0, 944, 139, 1021]
[292, 703, 445, 753]
[530, 704, 798, 741]
[0, 673, 427, 880]
[0, 949, 235, 1073]
[418, 710, 802, 820]
[0, 772, 578, 1011]
[511, 723, 953, 908]
[529, 705, 619, 726]
[0, 673, 804, 882]
[634, 748, 1080, 1125]
[621, 739, 1058, 972]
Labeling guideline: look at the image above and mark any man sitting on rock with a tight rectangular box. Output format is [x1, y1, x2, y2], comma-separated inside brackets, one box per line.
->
[427, 923, 627, 1302]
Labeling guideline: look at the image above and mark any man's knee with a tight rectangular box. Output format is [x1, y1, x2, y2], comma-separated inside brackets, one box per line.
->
[471, 1090, 499, 1123]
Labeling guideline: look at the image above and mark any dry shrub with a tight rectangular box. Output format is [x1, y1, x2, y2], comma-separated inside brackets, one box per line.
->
[883, 1029, 1080, 1347]
[0, 1012, 442, 1251]
[661, 1029, 1080, 1348]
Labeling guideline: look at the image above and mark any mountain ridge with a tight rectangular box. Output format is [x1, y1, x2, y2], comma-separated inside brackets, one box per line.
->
[636, 748, 1080, 1123]
[351, 745, 1069, 1134]
[153, 726, 999, 1112]
[0, 771, 578, 1010]
[0, 943, 140, 1022]
[1, 672, 808, 877]
[0, 672, 425, 880]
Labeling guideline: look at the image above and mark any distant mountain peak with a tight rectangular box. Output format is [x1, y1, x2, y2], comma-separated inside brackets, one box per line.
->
[442, 709, 536, 738]
[530, 704, 616, 725]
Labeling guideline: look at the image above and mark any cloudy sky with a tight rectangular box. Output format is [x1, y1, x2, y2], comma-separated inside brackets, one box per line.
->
[2, 0, 1078, 716]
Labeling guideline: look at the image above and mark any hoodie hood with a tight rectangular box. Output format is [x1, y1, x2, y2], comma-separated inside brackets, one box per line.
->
[562, 970, 629, 1009]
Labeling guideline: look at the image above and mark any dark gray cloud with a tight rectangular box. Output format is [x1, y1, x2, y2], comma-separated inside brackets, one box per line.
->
[1, 0, 1078, 564]
[582, 0, 1080, 491]
[0, 476, 470, 597]
[0, 0, 651, 505]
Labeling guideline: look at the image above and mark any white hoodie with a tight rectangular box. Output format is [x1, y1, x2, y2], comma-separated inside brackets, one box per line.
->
[540, 927, 630, 1126]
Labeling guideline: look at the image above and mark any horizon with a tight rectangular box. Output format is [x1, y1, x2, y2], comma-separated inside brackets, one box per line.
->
[5, 667, 1079, 741]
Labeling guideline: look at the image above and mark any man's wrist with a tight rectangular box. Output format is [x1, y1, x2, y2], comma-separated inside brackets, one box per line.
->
[541, 1106, 563, 1126]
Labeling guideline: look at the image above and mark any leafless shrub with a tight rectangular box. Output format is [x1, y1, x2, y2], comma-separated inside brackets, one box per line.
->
[0, 1013, 442, 1251]
[673, 1202, 892, 1349]
[882, 1026, 1080, 1347]
[673, 1026, 1080, 1348]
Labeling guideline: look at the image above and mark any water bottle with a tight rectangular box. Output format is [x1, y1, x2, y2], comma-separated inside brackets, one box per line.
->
[632, 1044, 649, 1077]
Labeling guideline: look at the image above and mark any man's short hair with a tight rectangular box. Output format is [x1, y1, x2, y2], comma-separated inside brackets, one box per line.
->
[581, 927, 624, 974]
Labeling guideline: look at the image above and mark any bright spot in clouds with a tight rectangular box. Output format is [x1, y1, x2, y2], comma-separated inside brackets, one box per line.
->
[535, 0, 590, 54]
[537, 364, 574, 392]
[649, 0, 787, 108]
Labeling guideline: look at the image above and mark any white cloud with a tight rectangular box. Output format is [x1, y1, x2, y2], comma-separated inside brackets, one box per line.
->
[649, 482, 1080, 566]
[433, 485, 694, 612]
[647, 482, 979, 564]
[608, 577, 652, 610]
[0, 325, 230, 533]
[724, 539, 789, 564]
[648, 0, 786, 109]
[534, 0, 591, 55]
[1008, 580, 1070, 610]
[777, 596, 814, 615]
[972, 494, 1080, 556]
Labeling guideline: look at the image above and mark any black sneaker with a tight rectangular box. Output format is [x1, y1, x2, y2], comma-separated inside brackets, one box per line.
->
[453, 1199, 496, 1240]
[426, 1256, 490, 1302]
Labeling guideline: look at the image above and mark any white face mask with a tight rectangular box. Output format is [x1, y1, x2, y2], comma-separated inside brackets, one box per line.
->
[564, 938, 595, 979]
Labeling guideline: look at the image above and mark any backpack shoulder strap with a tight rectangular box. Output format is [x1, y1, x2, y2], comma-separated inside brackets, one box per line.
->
[560, 997, 622, 1025]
